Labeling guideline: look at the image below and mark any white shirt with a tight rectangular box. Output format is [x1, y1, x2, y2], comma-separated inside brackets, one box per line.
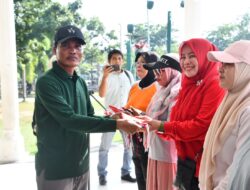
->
[99, 70, 134, 110]
[213, 106, 250, 189]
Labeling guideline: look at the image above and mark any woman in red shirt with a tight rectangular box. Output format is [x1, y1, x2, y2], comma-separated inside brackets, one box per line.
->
[141, 38, 225, 190]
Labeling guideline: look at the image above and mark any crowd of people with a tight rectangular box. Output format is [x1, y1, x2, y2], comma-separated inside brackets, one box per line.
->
[32, 24, 250, 190]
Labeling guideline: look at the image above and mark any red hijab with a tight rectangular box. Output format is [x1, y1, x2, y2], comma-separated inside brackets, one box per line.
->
[171, 38, 221, 124]
[162, 39, 225, 176]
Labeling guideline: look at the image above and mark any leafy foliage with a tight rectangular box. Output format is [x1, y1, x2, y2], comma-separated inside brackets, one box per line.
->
[14, 0, 85, 82]
[206, 13, 250, 50]
[14, 0, 119, 85]
[81, 17, 120, 72]
[131, 23, 179, 54]
[16, 1, 250, 89]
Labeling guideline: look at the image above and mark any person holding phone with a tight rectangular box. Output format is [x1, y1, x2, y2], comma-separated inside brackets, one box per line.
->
[106, 64, 120, 71]
[97, 49, 136, 185]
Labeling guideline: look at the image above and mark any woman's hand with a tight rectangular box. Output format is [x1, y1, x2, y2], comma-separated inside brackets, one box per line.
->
[137, 116, 162, 131]
[148, 119, 162, 131]
[136, 115, 152, 122]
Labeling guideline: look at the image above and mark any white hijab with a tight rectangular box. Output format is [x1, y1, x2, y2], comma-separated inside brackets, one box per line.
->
[199, 62, 250, 190]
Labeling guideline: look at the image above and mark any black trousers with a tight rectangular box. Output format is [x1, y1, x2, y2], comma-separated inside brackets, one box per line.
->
[191, 177, 200, 190]
[132, 133, 148, 190]
[174, 157, 200, 190]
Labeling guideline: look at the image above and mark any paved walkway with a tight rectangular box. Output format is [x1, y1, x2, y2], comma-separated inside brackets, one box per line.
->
[0, 133, 137, 190]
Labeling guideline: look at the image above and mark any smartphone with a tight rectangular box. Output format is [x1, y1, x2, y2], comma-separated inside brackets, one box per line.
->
[107, 64, 120, 71]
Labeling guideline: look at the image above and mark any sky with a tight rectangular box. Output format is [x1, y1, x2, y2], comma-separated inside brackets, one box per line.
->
[56, 0, 250, 43]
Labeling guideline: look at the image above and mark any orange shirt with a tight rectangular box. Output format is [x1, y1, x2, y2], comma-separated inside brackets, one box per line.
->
[125, 81, 157, 112]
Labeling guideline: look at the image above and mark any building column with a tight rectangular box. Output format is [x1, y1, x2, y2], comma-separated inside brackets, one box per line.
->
[184, 0, 204, 39]
[0, 0, 26, 163]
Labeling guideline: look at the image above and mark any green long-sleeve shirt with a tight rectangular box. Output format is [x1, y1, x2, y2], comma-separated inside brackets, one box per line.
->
[35, 62, 116, 180]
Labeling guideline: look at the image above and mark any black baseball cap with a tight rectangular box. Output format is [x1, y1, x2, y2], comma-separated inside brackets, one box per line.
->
[54, 25, 86, 47]
[143, 54, 182, 72]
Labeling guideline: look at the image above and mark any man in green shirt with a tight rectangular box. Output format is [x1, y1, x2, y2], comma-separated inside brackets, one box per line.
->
[34, 25, 141, 190]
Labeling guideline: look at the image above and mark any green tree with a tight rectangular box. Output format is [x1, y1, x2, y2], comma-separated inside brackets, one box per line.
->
[14, 0, 86, 83]
[131, 23, 178, 53]
[80, 17, 119, 73]
[14, 0, 120, 88]
[206, 13, 250, 50]
[233, 13, 250, 41]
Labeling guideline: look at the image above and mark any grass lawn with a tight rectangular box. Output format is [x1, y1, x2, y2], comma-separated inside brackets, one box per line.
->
[0, 93, 122, 155]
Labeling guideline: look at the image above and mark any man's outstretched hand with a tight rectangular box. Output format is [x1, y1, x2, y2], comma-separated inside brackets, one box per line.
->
[116, 119, 145, 134]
